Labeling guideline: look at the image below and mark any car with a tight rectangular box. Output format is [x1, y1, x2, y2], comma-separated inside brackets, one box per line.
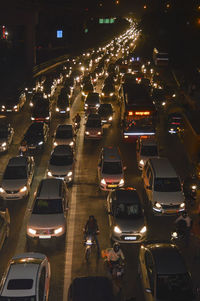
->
[101, 82, 115, 100]
[98, 103, 114, 124]
[98, 147, 126, 191]
[46, 145, 75, 184]
[167, 112, 184, 134]
[151, 87, 167, 109]
[0, 208, 10, 251]
[53, 124, 75, 148]
[68, 276, 114, 301]
[136, 136, 159, 170]
[84, 92, 100, 114]
[138, 243, 195, 301]
[0, 156, 35, 201]
[85, 114, 103, 139]
[107, 187, 147, 243]
[22, 122, 49, 155]
[60, 85, 73, 99]
[0, 88, 26, 113]
[27, 178, 69, 242]
[0, 252, 51, 301]
[31, 98, 51, 123]
[29, 91, 44, 107]
[56, 93, 70, 117]
[81, 82, 94, 99]
[0, 115, 14, 153]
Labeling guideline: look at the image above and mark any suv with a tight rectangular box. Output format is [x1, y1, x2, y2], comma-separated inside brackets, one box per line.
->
[136, 136, 159, 170]
[107, 187, 146, 243]
[0, 252, 51, 301]
[0, 156, 35, 200]
[142, 157, 185, 214]
[98, 147, 125, 191]
[27, 178, 69, 242]
[31, 98, 51, 123]
[22, 122, 49, 154]
[138, 243, 195, 301]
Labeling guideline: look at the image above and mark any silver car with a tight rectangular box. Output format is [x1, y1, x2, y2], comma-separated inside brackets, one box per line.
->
[107, 187, 147, 243]
[46, 145, 75, 184]
[53, 124, 75, 148]
[0, 156, 35, 200]
[27, 178, 69, 242]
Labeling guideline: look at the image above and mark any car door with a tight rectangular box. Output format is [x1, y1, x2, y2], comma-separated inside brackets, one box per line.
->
[143, 251, 155, 301]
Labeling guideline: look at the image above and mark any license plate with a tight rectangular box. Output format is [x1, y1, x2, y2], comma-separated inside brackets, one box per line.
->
[60, 111, 66, 113]
[39, 235, 51, 239]
[124, 236, 137, 241]
[165, 210, 176, 214]
[108, 184, 117, 188]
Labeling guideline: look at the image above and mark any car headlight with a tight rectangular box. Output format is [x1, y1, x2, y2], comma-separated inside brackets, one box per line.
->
[192, 185, 197, 190]
[114, 226, 122, 234]
[85, 131, 89, 135]
[108, 116, 112, 121]
[140, 226, 147, 234]
[54, 227, 63, 234]
[47, 171, 52, 177]
[0, 187, 5, 193]
[155, 202, 162, 208]
[28, 228, 36, 235]
[180, 202, 185, 208]
[13, 105, 18, 110]
[67, 171, 72, 177]
[139, 159, 144, 166]
[97, 131, 101, 135]
[85, 104, 88, 107]
[119, 179, 124, 185]
[54, 142, 58, 146]
[101, 92, 105, 96]
[96, 104, 100, 107]
[2, 106, 5, 109]
[162, 102, 166, 106]
[45, 116, 50, 120]
[30, 102, 33, 107]
[69, 141, 74, 146]
[101, 178, 106, 185]
[20, 186, 27, 193]
[1, 142, 7, 147]
[38, 141, 44, 145]
[82, 92, 86, 96]
[31, 117, 35, 120]
[56, 107, 59, 112]
[67, 107, 70, 111]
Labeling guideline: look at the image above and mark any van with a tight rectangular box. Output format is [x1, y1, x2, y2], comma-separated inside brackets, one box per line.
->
[142, 157, 185, 214]
[98, 147, 125, 191]
[27, 178, 69, 241]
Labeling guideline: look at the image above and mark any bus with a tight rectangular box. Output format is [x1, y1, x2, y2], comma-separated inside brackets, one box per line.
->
[120, 83, 156, 141]
[153, 48, 169, 67]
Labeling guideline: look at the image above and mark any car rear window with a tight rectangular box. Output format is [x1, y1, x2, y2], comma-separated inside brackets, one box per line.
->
[7, 279, 33, 290]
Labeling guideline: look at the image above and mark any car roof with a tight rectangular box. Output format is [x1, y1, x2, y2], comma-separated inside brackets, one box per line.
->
[115, 188, 140, 204]
[87, 113, 101, 120]
[140, 137, 157, 146]
[8, 156, 27, 167]
[1, 253, 46, 297]
[57, 124, 73, 131]
[99, 103, 112, 108]
[69, 276, 114, 301]
[148, 157, 177, 178]
[86, 92, 99, 102]
[147, 244, 187, 274]
[102, 147, 121, 162]
[37, 178, 63, 199]
[27, 122, 44, 132]
[52, 145, 73, 156]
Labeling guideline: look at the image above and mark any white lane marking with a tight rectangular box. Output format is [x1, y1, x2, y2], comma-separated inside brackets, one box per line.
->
[63, 111, 84, 300]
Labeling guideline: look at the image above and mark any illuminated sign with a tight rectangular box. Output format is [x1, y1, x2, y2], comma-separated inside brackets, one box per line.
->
[57, 30, 63, 38]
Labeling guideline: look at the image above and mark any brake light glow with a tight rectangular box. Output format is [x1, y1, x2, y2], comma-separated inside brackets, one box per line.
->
[135, 111, 150, 116]
[128, 111, 133, 116]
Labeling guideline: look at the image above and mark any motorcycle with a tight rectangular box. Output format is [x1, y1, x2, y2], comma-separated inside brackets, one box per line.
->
[73, 120, 80, 134]
[183, 176, 198, 206]
[19, 145, 28, 156]
[171, 219, 188, 244]
[84, 231, 99, 262]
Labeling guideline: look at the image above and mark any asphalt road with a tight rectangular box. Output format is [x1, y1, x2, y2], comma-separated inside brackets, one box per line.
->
[0, 71, 199, 301]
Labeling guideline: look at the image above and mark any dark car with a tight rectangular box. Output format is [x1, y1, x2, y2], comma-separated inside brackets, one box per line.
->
[167, 113, 184, 135]
[0, 88, 26, 113]
[23, 122, 49, 154]
[82, 82, 94, 99]
[151, 87, 167, 109]
[102, 82, 115, 100]
[68, 277, 114, 301]
[56, 94, 70, 117]
[84, 92, 100, 114]
[60, 85, 73, 99]
[31, 98, 51, 123]
[138, 243, 195, 301]
[98, 103, 114, 124]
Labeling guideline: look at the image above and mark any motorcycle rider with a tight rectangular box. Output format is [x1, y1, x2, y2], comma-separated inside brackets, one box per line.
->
[84, 215, 100, 254]
[19, 139, 28, 156]
[104, 242, 125, 274]
[175, 211, 192, 245]
[73, 113, 81, 125]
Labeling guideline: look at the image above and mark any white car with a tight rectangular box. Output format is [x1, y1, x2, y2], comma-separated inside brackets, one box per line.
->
[136, 136, 159, 170]
[0, 252, 51, 301]
[46, 145, 75, 184]
[0, 156, 35, 200]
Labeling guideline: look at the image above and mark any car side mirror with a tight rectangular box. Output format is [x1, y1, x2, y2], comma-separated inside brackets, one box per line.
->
[145, 288, 152, 294]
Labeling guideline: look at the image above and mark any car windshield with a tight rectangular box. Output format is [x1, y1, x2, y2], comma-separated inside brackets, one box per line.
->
[140, 145, 158, 156]
[0, 297, 36, 301]
[0, 130, 8, 139]
[32, 199, 63, 214]
[56, 129, 72, 139]
[114, 203, 142, 219]
[86, 119, 101, 128]
[98, 106, 112, 115]
[50, 154, 73, 166]
[102, 162, 122, 174]
[4, 166, 27, 179]
[154, 178, 181, 192]
[156, 273, 194, 301]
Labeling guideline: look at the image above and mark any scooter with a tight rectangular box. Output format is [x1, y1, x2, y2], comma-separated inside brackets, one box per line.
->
[84, 231, 99, 262]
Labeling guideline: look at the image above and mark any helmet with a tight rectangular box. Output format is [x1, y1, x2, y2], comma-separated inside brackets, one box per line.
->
[113, 242, 120, 253]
